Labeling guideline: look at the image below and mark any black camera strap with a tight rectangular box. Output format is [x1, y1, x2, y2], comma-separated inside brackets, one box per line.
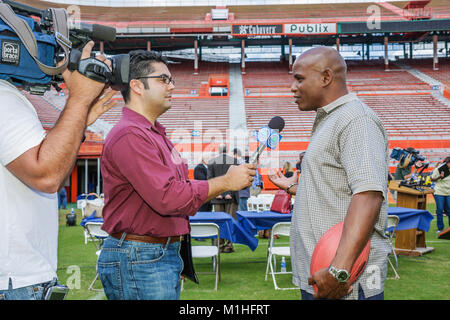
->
[0, 1, 71, 75]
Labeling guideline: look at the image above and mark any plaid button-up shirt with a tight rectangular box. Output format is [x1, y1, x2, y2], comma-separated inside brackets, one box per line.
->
[291, 93, 391, 299]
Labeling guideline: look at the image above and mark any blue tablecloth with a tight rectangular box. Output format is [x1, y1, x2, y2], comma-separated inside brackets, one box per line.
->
[190, 211, 258, 251]
[387, 207, 434, 232]
[80, 212, 257, 251]
[237, 207, 434, 236]
[236, 211, 292, 236]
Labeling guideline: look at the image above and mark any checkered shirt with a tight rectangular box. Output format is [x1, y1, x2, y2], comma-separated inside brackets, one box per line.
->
[291, 93, 391, 299]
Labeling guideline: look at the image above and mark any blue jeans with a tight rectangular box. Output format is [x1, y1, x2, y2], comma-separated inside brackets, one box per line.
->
[434, 194, 450, 231]
[0, 278, 56, 300]
[97, 235, 183, 300]
[58, 189, 67, 209]
[300, 285, 384, 300]
[239, 197, 249, 212]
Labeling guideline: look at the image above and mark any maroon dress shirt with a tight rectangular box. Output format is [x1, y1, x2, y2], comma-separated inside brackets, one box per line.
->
[100, 107, 209, 237]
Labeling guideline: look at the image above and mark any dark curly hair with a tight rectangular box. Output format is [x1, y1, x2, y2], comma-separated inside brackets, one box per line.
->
[120, 50, 168, 103]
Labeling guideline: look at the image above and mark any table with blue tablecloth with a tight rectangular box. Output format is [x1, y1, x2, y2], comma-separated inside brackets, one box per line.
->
[80, 211, 258, 251]
[237, 207, 435, 253]
[387, 207, 434, 232]
[190, 211, 258, 251]
[236, 210, 292, 236]
[387, 206, 435, 256]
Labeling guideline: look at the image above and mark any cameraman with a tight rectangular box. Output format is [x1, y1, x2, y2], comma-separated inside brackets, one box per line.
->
[393, 147, 415, 180]
[0, 41, 117, 300]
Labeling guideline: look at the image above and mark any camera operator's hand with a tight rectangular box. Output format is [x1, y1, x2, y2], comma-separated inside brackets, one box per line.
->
[86, 88, 117, 127]
[61, 41, 109, 107]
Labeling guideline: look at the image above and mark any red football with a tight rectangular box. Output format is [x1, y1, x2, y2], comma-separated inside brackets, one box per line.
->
[310, 222, 370, 292]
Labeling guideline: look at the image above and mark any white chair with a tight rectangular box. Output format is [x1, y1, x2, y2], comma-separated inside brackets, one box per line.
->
[265, 222, 298, 290]
[259, 197, 272, 211]
[386, 215, 400, 280]
[247, 196, 258, 211]
[81, 197, 104, 245]
[189, 223, 221, 290]
[84, 222, 109, 291]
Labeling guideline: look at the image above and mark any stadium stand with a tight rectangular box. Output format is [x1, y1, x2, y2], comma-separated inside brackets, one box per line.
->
[406, 57, 450, 85]
[346, 60, 431, 92]
[16, 0, 449, 196]
[240, 58, 449, 182]
[170, 61, 229, 97]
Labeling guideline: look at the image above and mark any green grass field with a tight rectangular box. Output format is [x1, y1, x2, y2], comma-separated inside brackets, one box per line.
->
[56, 203, 450, 300]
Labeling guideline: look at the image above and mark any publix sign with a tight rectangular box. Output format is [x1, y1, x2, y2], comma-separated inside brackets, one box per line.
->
[284, 23, 336, 35]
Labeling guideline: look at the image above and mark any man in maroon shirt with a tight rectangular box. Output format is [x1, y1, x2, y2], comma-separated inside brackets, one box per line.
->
[98, 50, 255, 300]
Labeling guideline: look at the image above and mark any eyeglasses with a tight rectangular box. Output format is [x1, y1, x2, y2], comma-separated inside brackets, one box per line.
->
[135, 74, 175, 85]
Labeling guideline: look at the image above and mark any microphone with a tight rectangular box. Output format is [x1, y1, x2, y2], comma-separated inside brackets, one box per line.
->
[250, 116, 285, 164]
[71, 23, 117, 42]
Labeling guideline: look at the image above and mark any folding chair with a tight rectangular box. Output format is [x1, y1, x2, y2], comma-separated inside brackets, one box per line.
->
[247, 196, 257, 211]
[265, 222, 297, 290]
[84, 222, 109, 291]
[260, 197, 272, 211]
[386, 215, 400, 280]
[81, 196, 104, 244]
[189, 223, 221, 290]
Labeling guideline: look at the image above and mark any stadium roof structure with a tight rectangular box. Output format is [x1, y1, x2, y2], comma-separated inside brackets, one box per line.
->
[16, 0, 450, 53]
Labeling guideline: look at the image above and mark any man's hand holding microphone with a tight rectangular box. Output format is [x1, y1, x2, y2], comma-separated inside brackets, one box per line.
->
[206, 163, 256, 203]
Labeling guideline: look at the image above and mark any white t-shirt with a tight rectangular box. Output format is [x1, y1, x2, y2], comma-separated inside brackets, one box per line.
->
[0, 80, 58, 290]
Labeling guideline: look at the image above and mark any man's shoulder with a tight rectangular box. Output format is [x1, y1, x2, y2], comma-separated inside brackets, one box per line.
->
[105, 121, 148, 144]
[339, 98, 373, 116]
[334, 98, 383, 128]
[0, 83, 34, 113]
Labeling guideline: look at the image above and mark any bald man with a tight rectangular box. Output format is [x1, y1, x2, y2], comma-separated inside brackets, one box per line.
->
[269, 47, 390, 300]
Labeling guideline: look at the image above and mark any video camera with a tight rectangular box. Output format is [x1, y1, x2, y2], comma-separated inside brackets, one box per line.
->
[0, 0, 129, 95]
[390, 147, 426, 169]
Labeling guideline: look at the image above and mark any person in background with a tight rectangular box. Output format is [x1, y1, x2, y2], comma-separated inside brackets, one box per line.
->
[233, 148, 250, 212]
[208, 144, 240, 253]
[295, 151, 305, 174]
[283, 161, 294, 178]
[430, 156, 450, 234]
[58, 187, 67, 210]
[194, 154, 212, 212]
[393, 147, 415, 180]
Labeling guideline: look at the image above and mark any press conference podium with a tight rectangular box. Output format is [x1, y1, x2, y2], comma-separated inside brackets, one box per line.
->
[389, 181, 435, 256]
[389, 180, 434, 210]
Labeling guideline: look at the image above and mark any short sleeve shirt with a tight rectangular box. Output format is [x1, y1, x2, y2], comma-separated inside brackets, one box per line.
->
[291, 93, 391, 299]
[0, 80, 58, 290]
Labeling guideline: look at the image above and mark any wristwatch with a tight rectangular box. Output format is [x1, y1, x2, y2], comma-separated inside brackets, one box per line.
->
[328, 266, 350, 283]
[285, 182, 298, 194]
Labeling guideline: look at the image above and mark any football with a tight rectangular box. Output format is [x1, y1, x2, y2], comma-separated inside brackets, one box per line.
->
[310, 222, 371, 292]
